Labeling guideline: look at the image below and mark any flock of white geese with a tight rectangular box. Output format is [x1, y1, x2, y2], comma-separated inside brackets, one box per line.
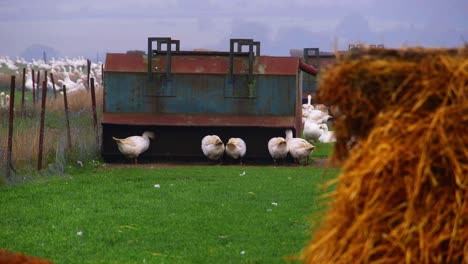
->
[113, 130, 315, 166]
[0, 56, 104, 109]
[112, 95, 335, 166]
[301, 95, 336, 143]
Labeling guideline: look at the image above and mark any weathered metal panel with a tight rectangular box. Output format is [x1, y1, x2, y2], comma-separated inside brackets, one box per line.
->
[104, 72, 149, 113]
[103, 73, 297, 116]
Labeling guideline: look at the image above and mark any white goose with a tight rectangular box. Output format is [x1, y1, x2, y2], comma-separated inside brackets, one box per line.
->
[302, 95, 315, 124]
[302, 95, 314, 111]
[0, 92, 5, 109]
[303, 109, 332, 124]
[201, 135, 225, 163]
[67, 79, 86, 93]
[4, 94, 10, 109]
[318, 124, 336, 143]
[57, 72, 77, 91]
[303, 119, 323, 142]
[225, 137, 247, 164]
[112, 131, 155, 164]
[268, 137, 289, 166]
[25, 72, 34, 90]
[285, 129, 315, 165]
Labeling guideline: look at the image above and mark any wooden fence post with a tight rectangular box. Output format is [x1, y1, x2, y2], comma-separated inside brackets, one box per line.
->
[32, 69, 36, 106]
[36, 70, 40, 102]
[90, 78, 99, 146]
[50, 72, 57, 99]
[37, 80, 47, 170]
[6, 76, 16, 178]
[87, 59, 91, 91]
[62, 85, 72, 150]
[21, 68, 25, 112]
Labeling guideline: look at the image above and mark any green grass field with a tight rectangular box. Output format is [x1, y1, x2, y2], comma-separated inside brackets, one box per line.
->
[1, 70, 339, 262]
[0, 164, 339, 263]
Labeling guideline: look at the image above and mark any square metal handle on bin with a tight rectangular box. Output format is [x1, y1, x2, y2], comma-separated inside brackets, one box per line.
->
[229, 39, 260, 84]
[303, 48, 319, 69]
[147, 37, 180, 82]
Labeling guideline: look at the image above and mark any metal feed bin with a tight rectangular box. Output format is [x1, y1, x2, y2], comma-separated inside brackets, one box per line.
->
[101, 37, 303, 162]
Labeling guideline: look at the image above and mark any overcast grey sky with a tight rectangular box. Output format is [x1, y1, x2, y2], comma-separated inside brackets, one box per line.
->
[1, 0, 467, 60]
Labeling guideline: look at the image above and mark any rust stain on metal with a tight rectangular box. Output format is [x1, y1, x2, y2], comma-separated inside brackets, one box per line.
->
[195, 66, 205, 73]
[257, 64, 266, 74]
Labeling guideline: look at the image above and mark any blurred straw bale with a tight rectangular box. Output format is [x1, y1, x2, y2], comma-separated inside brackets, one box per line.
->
[303, 46, 468, 263]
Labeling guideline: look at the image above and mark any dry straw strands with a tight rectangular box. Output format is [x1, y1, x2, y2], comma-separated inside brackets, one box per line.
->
[303, 47, 468, 263]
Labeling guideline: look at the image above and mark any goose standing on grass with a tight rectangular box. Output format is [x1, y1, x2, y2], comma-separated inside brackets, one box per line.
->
[302, 95, 314, 112]
[4, 95, 10, 109]
[302, 95, 315, 124]
[0, 92, 5, 109]
[285, 129, 315, 165]
[314, 104, 328, 112]
[318, 124, 336, 143]
[57, 72, 77, 91]
[201, 135, 225, 164]
[268, 137, 289, 166]
[225, 137, 247, 164]
[25, 72, 34, 90]
[303, 119, 323, 142]
[303, 109, 332, 124]
[112, 131, 155, 164]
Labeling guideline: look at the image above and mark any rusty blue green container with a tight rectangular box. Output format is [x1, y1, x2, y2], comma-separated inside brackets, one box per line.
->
[101, 38, 303, 162]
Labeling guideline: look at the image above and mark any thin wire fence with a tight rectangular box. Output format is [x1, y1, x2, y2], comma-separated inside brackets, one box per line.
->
[0, 73, 103, 185]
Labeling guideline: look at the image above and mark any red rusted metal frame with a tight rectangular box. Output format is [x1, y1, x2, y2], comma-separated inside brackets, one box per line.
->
[157, 50, 248, 56]
[294, 70, 303, 137]
[6, 76, 16, 178]
[37, 80, 47, 170]
[101, 63, 104, 86]
[298, 60, 318, 76]
[102, 113, 295, 127]
[105, 53, 299, 76]
[90, 78, 99, 146]
[62, 85, 72, 149]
